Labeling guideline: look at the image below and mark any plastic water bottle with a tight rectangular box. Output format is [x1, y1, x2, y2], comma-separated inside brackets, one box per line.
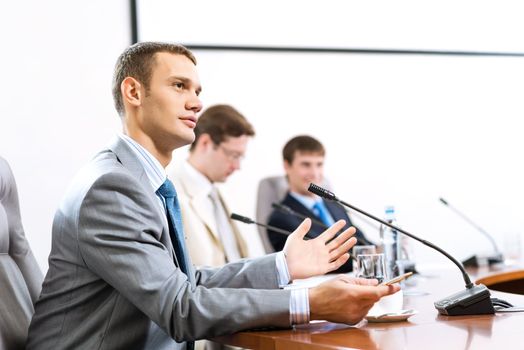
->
[379, 206, 404, 279]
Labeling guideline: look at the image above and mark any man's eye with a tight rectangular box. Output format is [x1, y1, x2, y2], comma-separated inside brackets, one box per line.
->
[173, 82, 184, 89]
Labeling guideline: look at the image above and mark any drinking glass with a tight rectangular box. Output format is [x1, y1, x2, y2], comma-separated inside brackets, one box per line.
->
[356, 253, 387, 284]
[352, 245, 377, 274]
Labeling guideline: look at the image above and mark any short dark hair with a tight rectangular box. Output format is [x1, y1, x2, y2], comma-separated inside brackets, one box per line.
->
[282, 135, 325, 163]
[190, 104, 255, 151]
[112, 42, 196, 116]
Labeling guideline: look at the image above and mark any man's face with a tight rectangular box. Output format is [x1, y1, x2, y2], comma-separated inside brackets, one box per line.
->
[137, 52, 203, 151]
[284, 151, 324, 196]
[204, 135, 250, 183]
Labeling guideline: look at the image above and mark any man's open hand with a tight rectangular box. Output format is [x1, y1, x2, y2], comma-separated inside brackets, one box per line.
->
[283, 218, 357, 280]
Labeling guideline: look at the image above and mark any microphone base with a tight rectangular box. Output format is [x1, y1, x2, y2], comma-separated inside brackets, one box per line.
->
[403, 261, 417, 274]
[462, 253, 504, 268]
[434, 284, 495, 316]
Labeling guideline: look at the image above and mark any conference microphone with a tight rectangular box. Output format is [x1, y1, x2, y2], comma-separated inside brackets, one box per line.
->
[308, 183, 496, 316]
[230, 213, 295, 237]
[439, 197, 503, 267]
[271, 202, 328, 228]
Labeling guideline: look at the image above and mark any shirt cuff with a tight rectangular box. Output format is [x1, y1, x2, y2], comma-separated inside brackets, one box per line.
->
[275, 252, 310, 325]
[275, 251, 291, 287]
[290, 288, 310, 325]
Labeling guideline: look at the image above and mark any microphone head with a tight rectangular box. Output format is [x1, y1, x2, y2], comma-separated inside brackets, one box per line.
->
[230, 213, 254, 224]
[308, 183, 336, 200]
[439, 197, 449, 206]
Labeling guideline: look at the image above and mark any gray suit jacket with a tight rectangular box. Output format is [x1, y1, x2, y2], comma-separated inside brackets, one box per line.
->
[27, 137, 290, 350]
[0, 156, 43, 350]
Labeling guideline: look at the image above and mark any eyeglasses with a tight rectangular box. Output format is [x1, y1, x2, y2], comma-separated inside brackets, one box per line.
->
[214, 144, 245, 162]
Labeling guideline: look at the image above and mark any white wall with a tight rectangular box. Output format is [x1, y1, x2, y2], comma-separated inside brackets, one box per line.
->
[191, 52, 524, 267]
[0, 1, 130, 270]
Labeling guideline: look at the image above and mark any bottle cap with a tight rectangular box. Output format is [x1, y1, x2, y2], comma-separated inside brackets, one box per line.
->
[385, 206, 395, 221]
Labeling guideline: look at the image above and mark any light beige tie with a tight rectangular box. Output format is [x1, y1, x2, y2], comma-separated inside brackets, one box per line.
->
[209, 187, 241, 262]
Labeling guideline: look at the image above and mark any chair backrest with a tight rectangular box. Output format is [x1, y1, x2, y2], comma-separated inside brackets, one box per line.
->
[255, 175, 332, 253]
[255, 176, 289, 253]
[0, 157, 43, 349]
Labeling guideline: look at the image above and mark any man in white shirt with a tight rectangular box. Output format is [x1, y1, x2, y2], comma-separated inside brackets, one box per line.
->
[170, 104, 254, 267]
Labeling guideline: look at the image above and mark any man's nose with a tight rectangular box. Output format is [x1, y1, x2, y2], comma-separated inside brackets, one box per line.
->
[232, 159, 241, 171]
[187, 93, 202, 113]
[312, 169, 323, 181]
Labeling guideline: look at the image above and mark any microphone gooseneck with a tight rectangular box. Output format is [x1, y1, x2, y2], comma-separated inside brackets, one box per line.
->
[309, 183, 474, 289]
[230, 213, 293, 237]
[230, 213, 255, 224]
[439, 197, 501, 255]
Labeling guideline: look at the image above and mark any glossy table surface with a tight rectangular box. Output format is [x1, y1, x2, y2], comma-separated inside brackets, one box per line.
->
[214, 264, 524, 350]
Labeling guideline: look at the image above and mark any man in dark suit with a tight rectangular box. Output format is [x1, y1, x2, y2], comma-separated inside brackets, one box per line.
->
[267, 135, 373, 272]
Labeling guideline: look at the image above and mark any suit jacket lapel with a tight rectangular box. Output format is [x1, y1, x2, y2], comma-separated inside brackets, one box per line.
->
[324, 200, 348, 222]
[283, 194, 326, 237]
[284, 194, 319, 220]
[107, 137, 179, 267]
[178, 164, 248, 259]
[191, 195, 219, 240]
[322, 199, 374, 245]
[217, 190, 249, 258]
[177, 168, 220, 242]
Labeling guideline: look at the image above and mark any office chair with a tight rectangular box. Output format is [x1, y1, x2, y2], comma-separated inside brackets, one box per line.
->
[0, 157, 43, 349]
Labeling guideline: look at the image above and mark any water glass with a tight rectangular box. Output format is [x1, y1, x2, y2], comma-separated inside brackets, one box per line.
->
[356, 253, 387, 284]
[352, 245, 377, 273]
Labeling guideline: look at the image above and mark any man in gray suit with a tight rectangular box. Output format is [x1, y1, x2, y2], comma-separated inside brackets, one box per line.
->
[27, 42, 398, 350]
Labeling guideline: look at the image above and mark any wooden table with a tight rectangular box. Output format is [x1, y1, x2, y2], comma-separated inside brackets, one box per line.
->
[214, 264, 524, 349]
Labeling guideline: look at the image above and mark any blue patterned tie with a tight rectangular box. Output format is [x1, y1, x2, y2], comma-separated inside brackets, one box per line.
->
[156, 179, 191, 276]
[313, 200, 334, 226]
[157, 180, 195, 350]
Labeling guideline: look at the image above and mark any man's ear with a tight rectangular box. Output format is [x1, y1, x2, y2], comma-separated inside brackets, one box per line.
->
[283, 159, 291, 172]
[121, 77, 142, 109]
[198, 134, 213, 149]
[192, 133, 212, 153]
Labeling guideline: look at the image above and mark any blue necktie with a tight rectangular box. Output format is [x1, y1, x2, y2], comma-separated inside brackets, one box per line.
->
[313, 200, 334, 226]
[157, 180, 195, 350]
[156, 179, 191, 276]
